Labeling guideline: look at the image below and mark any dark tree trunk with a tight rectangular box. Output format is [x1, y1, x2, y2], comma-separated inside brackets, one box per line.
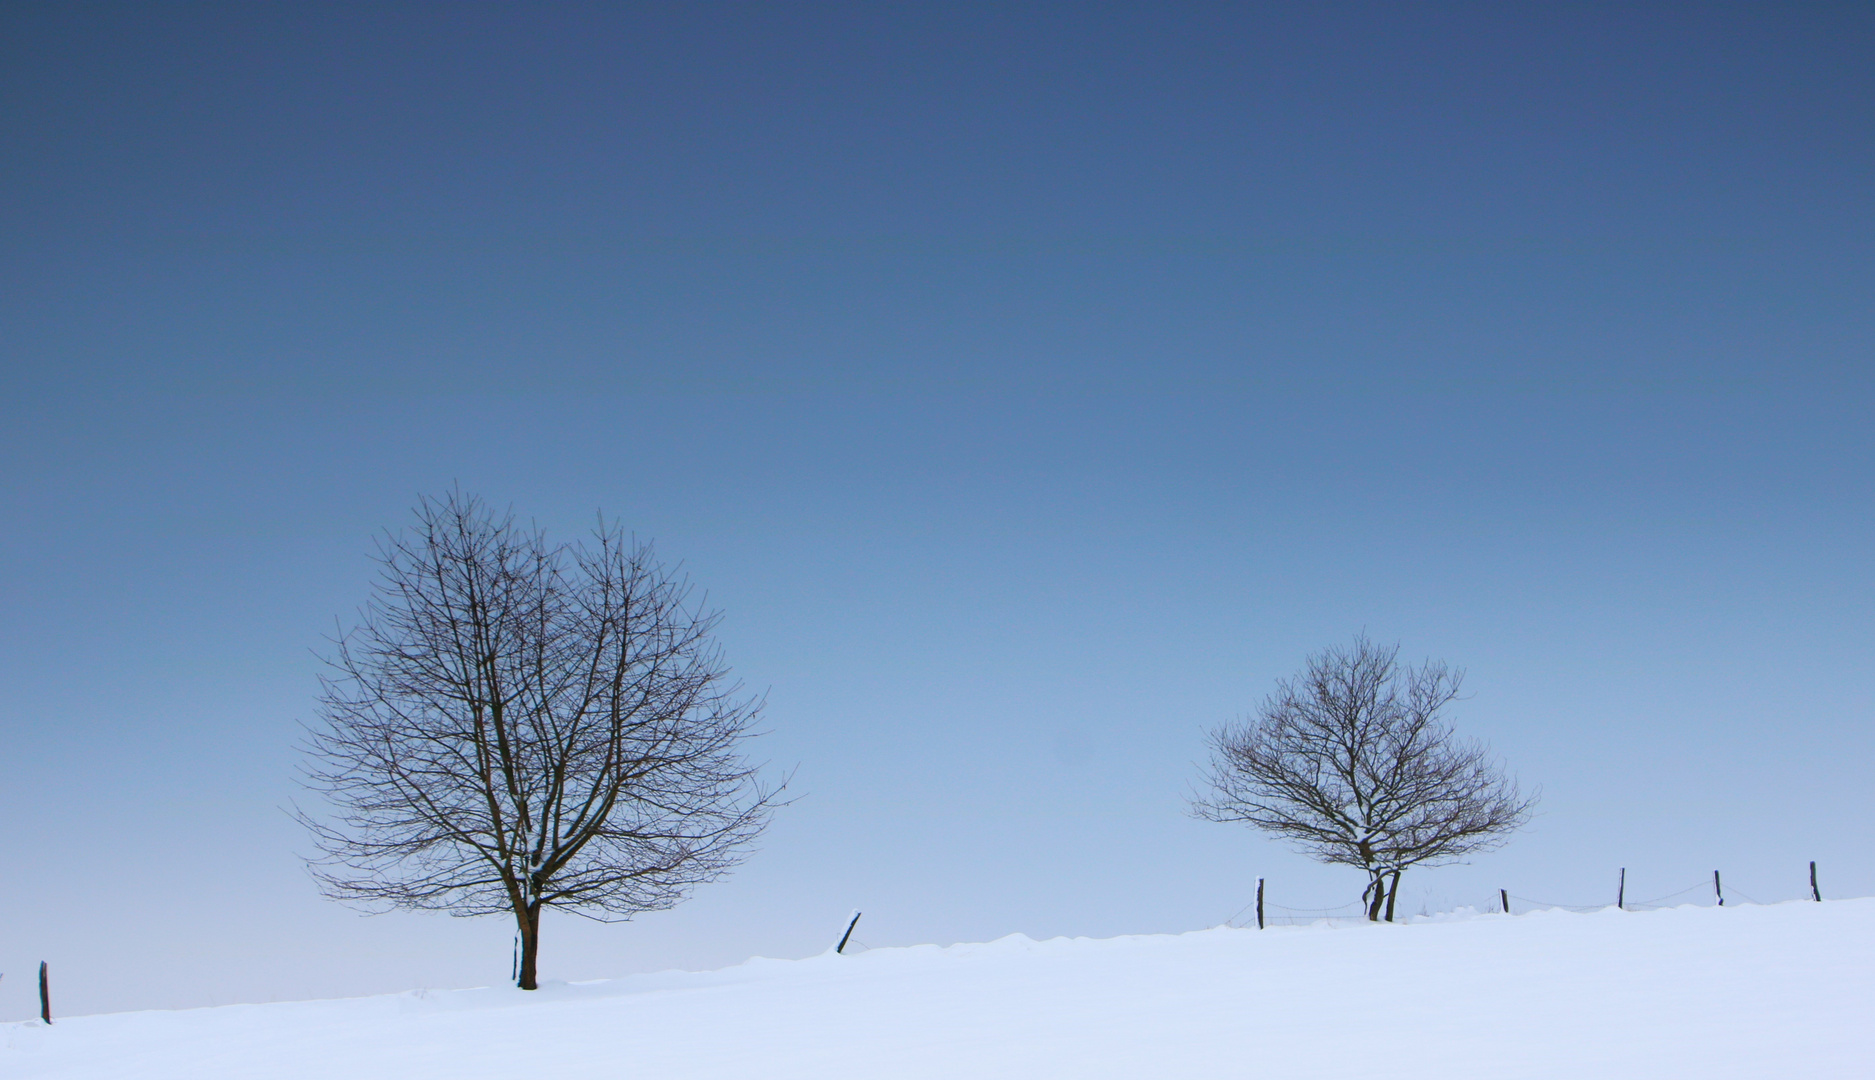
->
[1364, 871, 1388, 921]
[1383, 869, 1402, 922]
[516, 904, 542, 990]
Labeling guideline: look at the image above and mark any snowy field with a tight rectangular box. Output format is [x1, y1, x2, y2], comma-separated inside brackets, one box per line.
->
[6, 899, 1870, 1079]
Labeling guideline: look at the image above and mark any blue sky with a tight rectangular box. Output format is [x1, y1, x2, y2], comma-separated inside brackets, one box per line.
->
[2, 2, 1871, 1016]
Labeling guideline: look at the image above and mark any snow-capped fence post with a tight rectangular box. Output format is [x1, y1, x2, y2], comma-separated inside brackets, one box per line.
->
[1499, 889, 1509, 914]
[1255, 878, 1264, 930]
[836, 911, 862, 954]
[1810, 861, 1820, 902]
[1713, 871, 1724, 906]
[39, 961, 51, 1025]
[1617, 867, 1625, 910]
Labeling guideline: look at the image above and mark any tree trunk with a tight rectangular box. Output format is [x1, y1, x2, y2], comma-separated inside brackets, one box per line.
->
[516, 903, 542, 990]
[1383, 869, 1402, 922]
[1364, 871, 1388, 921]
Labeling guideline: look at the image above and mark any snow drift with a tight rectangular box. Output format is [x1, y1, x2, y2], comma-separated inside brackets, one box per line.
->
[7, 899, 1870, 1079]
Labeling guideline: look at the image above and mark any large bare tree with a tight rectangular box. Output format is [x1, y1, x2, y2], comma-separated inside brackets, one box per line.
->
[298, 492, 780, 988]
[1193, 637, 1534, 922]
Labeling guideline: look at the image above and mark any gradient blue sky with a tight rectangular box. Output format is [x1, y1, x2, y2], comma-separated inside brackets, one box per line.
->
[3, 2, 1871, 1017]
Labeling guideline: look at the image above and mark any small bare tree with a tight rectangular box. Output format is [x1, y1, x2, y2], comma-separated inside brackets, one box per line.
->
[1193, 637, 1534, 921]
[298, 492, 781, 988]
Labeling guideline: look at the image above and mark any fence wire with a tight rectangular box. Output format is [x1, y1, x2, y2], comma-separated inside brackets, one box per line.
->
[1227, 871, 1828, 926]
[1224, 899, 1374, 928]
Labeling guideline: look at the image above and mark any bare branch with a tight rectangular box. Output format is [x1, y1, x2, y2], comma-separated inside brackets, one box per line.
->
[1191, 636, 1535, 921]
[296, 492, 783, 987]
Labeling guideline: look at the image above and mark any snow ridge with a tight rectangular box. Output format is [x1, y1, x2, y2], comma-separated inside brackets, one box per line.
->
[7, 899, 1871, 1079]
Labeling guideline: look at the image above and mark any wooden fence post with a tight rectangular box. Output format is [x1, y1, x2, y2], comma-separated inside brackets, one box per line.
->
[1617, 867, 1625, 910]
[1810, 861, 1821, 902]
[1500, 888, 1509, 914]
[1713, 871, 1723, 907]
[39, 961, 51, 1025]
[1255, 878, 1265, 930]
[836, 911, 863, 954]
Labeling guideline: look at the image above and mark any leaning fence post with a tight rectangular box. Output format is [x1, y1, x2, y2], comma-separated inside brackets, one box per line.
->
[1500, 889, 1509, 914]
[1810, 861, 1821, 902]
[835, 910, 863, 954]
[1617, 867, 1625, 910]
[1713, 871, 1724, 907]
[1255, 878, 1265, 930]
[39, 961, 51, 1025]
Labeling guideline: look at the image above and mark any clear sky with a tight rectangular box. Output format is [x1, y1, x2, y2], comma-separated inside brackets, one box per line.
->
[2, 1, 1871, 1017]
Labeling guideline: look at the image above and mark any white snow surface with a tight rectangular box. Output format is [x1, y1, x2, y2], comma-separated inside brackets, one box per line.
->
[7, 899, 1870, 1079]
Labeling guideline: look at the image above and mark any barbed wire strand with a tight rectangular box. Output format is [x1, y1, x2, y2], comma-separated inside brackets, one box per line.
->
[1223, 899, 1258, 927]
[1268, 902, 1365, 915]
[1509, 879, 1802, 913]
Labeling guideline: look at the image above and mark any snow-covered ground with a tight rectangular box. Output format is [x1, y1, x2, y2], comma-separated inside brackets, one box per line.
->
[6, 899, 1870, 1079]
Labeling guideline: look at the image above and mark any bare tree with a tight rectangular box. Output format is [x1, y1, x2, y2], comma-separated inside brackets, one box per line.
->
[1193, 637, 1534, 922]
[298, 492, 781, 988]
